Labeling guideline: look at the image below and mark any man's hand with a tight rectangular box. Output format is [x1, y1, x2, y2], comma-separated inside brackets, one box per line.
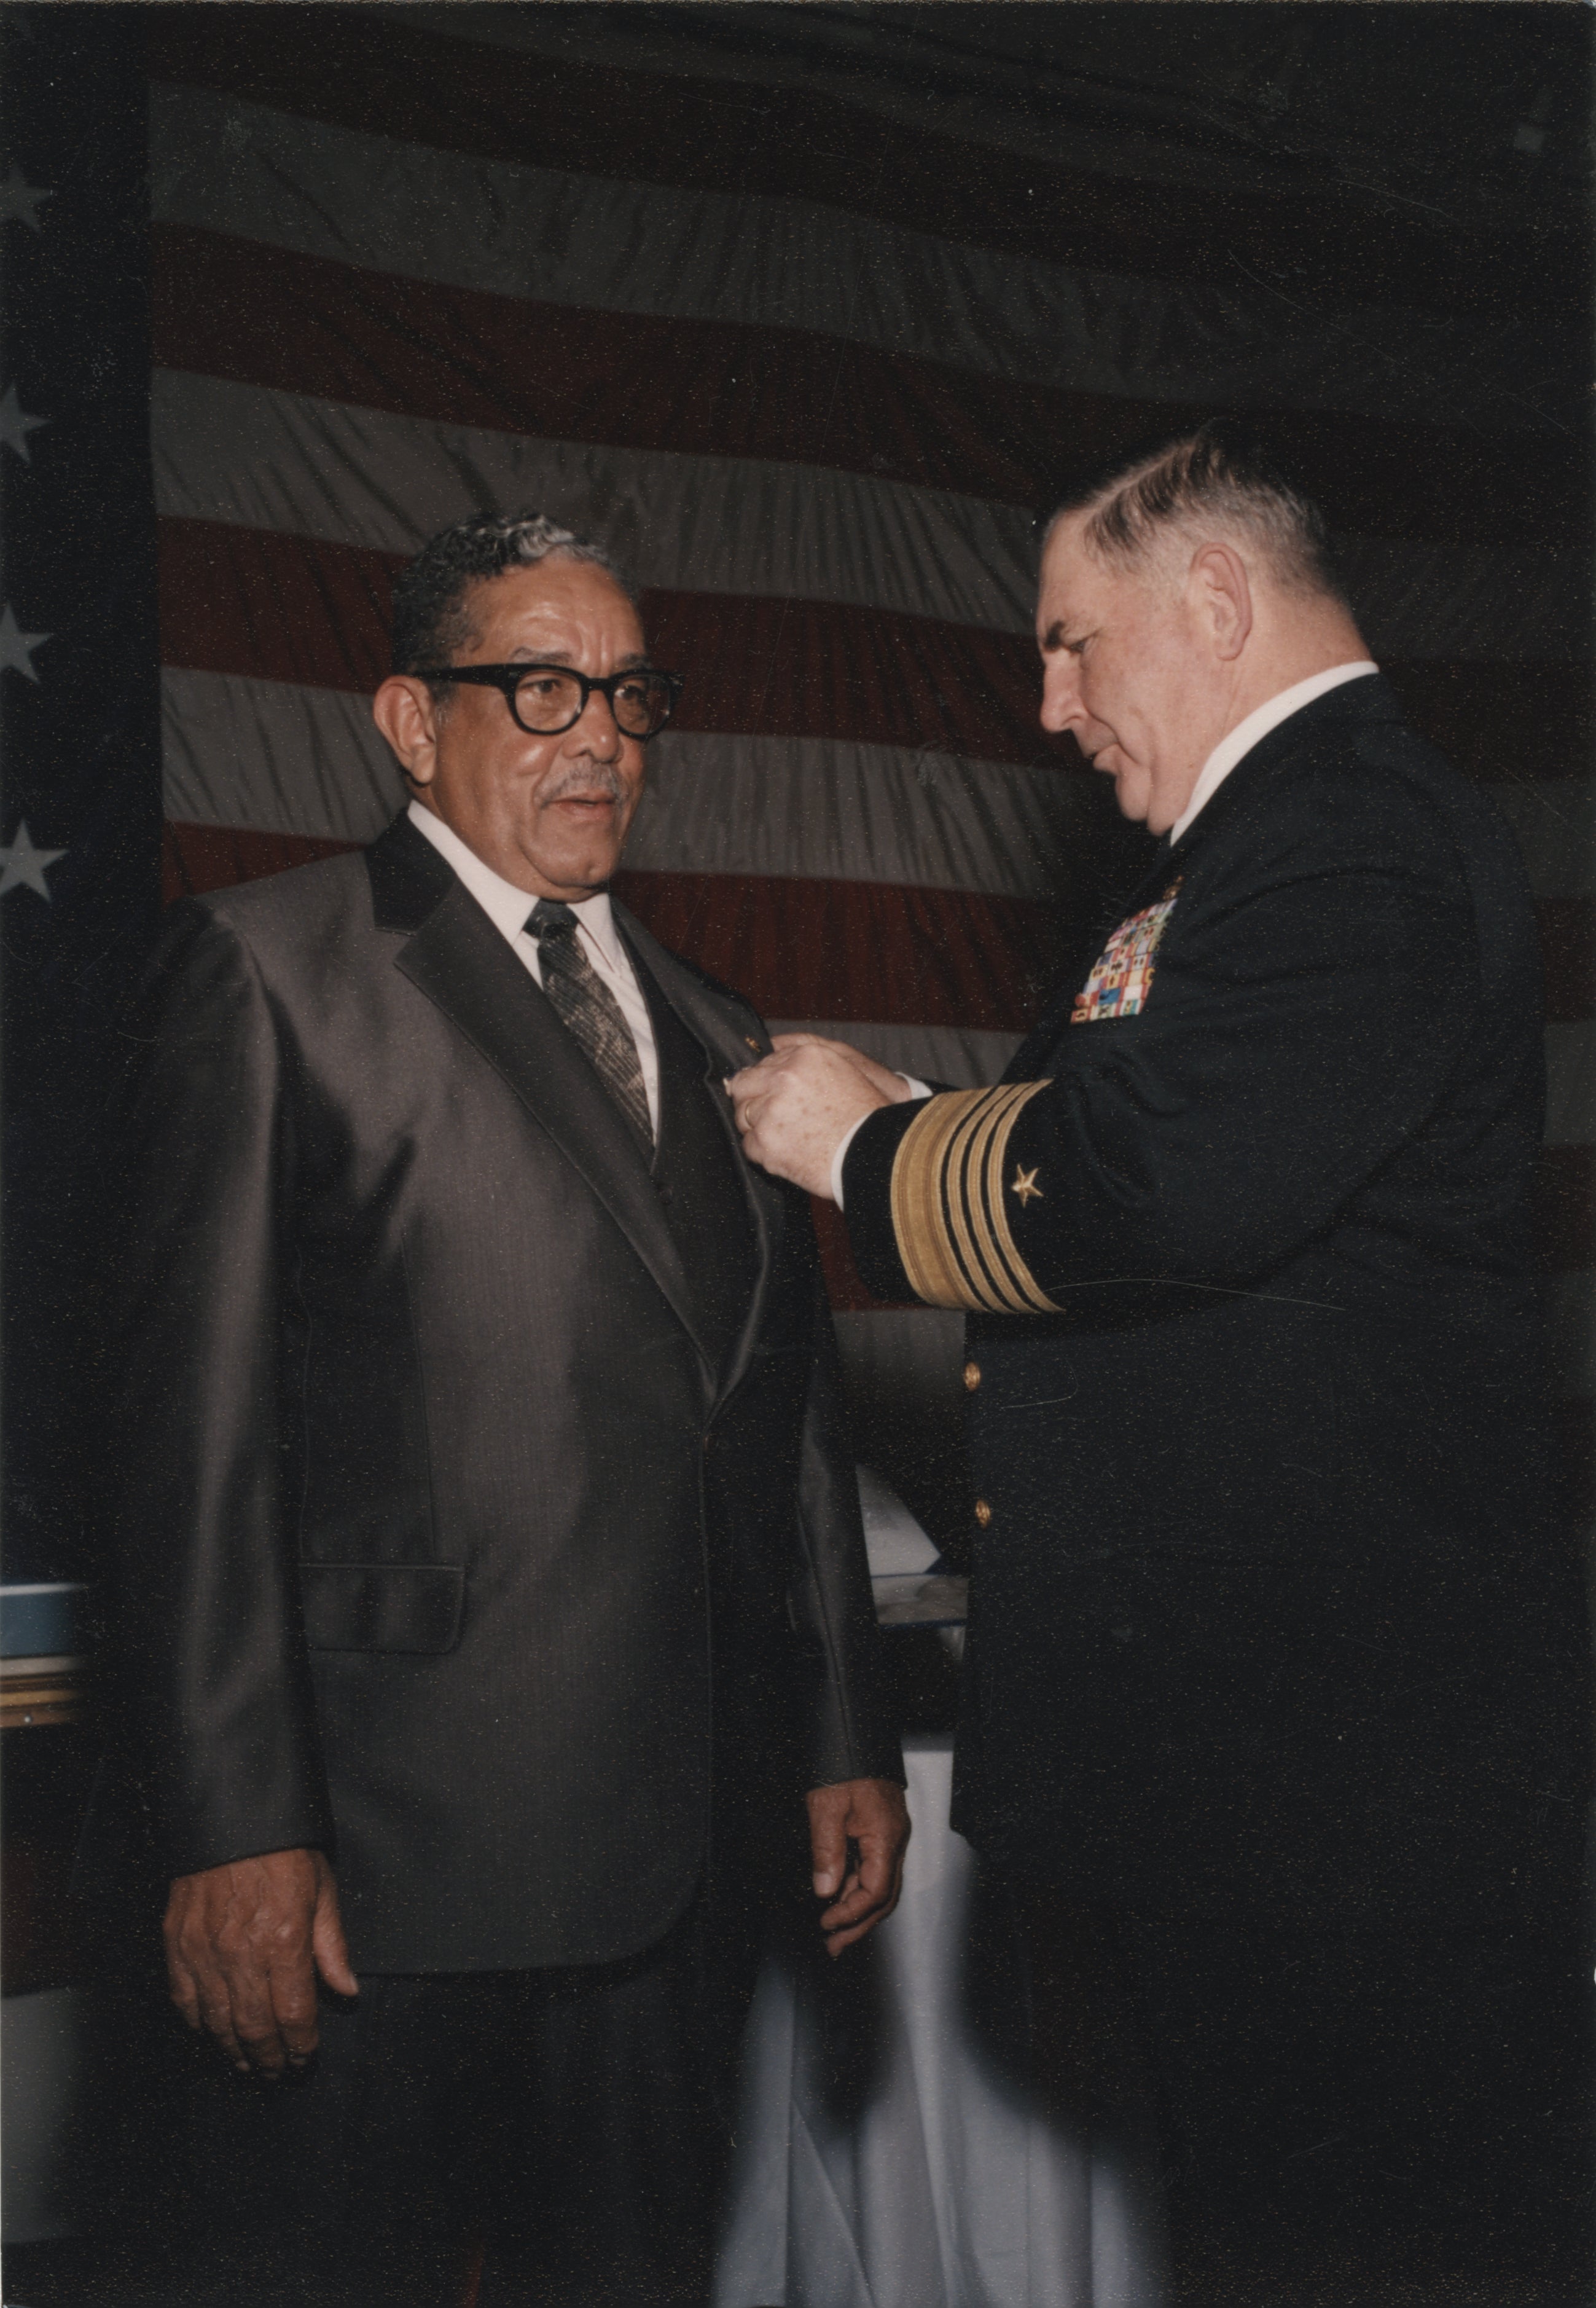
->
[727, 1039, 911, 1198]
[769, 1032, 912, 1107]
[164, 1846, 358, 2078]
[806, 1777, 910, 1957]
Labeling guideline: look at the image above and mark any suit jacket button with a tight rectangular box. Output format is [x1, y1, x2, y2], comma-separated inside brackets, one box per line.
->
[963, 1360, 981, 1391]
[974, 1498, 993, 1528]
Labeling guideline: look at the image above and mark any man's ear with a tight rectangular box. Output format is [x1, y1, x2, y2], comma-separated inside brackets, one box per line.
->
[1189, 542, 1253, 664]
[372, 676, 441, 788]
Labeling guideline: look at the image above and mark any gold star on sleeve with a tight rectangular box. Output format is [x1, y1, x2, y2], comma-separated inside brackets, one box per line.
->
[886, 1084, 1059, 1314]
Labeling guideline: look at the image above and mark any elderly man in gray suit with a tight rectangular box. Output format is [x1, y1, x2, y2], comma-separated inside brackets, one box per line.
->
[103, 511, 907, 2307]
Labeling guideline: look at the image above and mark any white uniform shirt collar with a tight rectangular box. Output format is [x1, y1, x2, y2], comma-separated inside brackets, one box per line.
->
[407, 799, 623, 962]
[1169, 662, 1379, 846]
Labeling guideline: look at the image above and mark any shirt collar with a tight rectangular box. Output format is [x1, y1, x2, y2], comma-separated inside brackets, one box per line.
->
[405, 799, 621, 962]
[1168, 661, 1380, 846]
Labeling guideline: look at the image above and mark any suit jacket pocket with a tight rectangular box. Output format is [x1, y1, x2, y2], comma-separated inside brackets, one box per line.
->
[300, 1561, 465, 1654]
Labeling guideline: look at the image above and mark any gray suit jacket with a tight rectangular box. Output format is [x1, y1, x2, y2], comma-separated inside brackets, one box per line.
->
[100, 815, 900, 1972]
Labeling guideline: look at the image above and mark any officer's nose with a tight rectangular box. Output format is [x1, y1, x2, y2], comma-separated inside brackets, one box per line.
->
[1039, 656, 1082, 736]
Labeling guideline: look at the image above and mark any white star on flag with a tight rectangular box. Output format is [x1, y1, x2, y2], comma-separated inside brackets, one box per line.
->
[0, 385, 47, 462]
[0, 166, 52, 232]
[0, 604, 52, 681]
[0, 822, 67, 901]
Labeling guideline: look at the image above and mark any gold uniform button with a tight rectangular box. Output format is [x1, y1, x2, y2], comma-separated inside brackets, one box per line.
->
[963, 1360, 981, 1392]
[974, 1498, 993, 1528]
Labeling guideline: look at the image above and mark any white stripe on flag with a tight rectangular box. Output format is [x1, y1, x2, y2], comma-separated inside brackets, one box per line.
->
[163, 670, 402, 846]
[151, 371, 1038, 636]
[627, 736, 1090, 898]
[152, 371, 1588, 662]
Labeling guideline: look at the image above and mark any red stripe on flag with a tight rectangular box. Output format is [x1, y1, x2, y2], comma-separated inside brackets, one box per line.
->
[161, 820, 359, 904]
[613, 871, 1049, 1030]
[150, 226, 1577, 549]
[158, 517, 1594, 785]
[641, 595, 1057, 763]
[159, 521, 397, 698]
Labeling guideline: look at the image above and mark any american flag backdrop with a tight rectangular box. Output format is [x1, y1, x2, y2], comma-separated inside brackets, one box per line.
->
[136, 6, 1591, 1555]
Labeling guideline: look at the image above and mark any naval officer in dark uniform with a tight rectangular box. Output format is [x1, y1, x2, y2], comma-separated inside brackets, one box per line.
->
[729, 426, 1592, 2305]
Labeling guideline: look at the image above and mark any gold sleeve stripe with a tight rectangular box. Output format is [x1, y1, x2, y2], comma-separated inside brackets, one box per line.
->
[889, 1082, 1060, 1315]
[890, 1090, 990, 1311]
[946, 1085, 1036, 1314]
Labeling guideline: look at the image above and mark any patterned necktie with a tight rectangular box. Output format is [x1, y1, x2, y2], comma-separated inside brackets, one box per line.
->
[528, 900, 653, 1150]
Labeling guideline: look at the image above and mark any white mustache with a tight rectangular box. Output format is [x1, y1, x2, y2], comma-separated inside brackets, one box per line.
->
[540, 764, 628, 806]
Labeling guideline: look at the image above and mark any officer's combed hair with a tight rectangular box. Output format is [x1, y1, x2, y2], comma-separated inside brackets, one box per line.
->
[390, 512, 632, 681]
[1048, 422, 1345, 603]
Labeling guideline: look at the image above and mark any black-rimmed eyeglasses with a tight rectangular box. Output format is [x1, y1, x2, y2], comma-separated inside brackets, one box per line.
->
[415, 662, 684, 741]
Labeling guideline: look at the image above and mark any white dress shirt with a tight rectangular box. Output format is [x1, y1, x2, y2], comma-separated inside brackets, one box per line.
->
[1168, 661, 1379, 845]
[832, 663, 1379, 1207]
[407, 799, 660, 1135]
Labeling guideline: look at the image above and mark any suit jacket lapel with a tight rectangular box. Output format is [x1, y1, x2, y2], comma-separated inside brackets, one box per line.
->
[614, 905, 784, 1409]
[613, 906, 773, 1078]
[369, 822, 712, 1365]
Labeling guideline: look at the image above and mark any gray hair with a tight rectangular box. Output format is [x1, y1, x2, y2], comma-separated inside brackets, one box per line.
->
[1047, 422, 1345, 602]
[390, 511, 635, 681]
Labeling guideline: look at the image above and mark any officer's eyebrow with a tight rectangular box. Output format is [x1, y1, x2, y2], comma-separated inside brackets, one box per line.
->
[1039, 619, 1089, 655]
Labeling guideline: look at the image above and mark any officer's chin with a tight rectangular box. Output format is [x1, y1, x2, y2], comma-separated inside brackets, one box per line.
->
[1101, 753, 1155, 828]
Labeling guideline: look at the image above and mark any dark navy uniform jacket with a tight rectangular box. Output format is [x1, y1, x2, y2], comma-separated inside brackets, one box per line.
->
[845, 673, 1589, 1928]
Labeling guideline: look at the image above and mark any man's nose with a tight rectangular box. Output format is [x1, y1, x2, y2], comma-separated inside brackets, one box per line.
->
[568, 685, 624, 758]
[1039, 660, 1082, 734]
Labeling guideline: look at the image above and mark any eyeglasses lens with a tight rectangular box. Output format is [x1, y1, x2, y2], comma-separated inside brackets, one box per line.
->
[612, 677, 674, 737]
[512, 671, 673, 738]
[512, 671, 585, 731]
